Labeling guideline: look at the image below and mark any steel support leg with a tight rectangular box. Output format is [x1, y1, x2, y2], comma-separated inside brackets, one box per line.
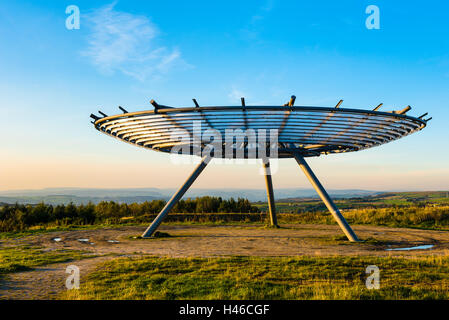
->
[141, 155, 211, 238]
[292, 152, 359, 242]
[262, 160, 279, 227]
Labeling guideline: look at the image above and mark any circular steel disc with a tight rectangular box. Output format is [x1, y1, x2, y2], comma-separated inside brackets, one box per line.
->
[92, 105, 426, 158]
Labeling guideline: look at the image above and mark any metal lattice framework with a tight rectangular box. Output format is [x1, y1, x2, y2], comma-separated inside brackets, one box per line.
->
[92, 100, 428, 158]
[91, 97, 430, 241]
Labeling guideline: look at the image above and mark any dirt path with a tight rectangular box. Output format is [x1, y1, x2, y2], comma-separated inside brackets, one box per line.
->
[0, 256, 115, 300]
[6, 224, 448, 257]
[1, 224, 449, 299]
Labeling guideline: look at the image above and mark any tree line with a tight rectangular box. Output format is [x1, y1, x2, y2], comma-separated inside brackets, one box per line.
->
[0, 196, 260, 232]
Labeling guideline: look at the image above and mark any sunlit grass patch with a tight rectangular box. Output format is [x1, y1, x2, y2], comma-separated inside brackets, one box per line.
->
[0, 245, 95, 278]
[62, 255, 449, 300]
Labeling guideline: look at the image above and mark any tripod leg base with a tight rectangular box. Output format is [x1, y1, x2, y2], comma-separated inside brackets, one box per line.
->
[262, 160, 279, 227]
[141, 155, 211, 238]
[292, 152, 359, 242]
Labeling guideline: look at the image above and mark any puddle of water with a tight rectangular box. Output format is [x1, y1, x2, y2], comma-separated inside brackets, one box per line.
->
[107, 240, 120, 243]
[52, 238, 62, 242]
[386, 244, 434, 251]
[77, 238, 90, 243]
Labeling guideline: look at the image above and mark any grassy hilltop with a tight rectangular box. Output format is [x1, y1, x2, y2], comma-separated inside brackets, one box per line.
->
[1, 191, 449, 300]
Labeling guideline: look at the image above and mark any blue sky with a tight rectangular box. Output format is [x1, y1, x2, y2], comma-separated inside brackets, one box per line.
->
[0, 0, 448, 191]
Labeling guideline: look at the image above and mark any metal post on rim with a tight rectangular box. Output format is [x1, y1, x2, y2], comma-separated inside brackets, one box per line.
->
[262, 159, 279, 227]
[141, 154, 212, 238]
[291, 152, 359, 242]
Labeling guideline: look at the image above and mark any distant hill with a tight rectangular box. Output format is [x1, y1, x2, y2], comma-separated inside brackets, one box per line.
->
[0, 187, 380, 205]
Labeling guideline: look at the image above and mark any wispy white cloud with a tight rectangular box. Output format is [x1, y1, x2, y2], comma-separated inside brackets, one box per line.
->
[82, 2, 186, 81]
[228, 87, 248, 103]
[227, 86, 271, 105]
[240, 0, 275, 41]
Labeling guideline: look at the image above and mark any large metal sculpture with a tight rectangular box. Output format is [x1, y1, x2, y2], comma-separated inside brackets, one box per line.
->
[91, 97, 430, 241]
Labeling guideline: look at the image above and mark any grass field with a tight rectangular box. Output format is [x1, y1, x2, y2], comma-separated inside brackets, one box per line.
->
[2, 191, 449, 300]
[62, 255, 449, 300]
[255, 191, 449, 213]
[0, 245, 94, 279]
[277, 205, 449, 230]
[1, 204, 448, 241]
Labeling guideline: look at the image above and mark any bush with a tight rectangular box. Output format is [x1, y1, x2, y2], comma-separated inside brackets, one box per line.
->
[0, 197, 260, 232]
